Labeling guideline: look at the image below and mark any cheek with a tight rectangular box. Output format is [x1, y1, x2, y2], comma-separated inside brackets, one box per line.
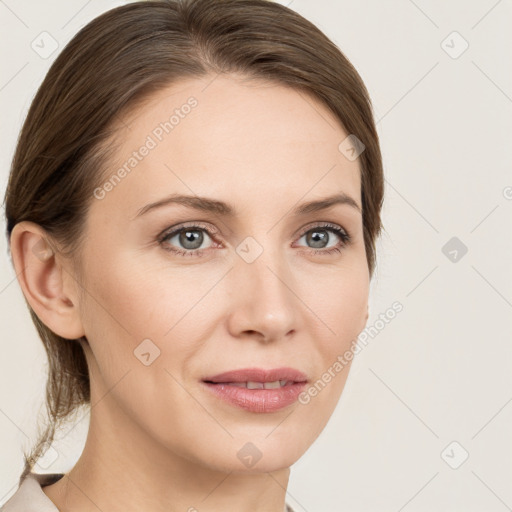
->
[77, 254, 218, 437]
[80, 251, 225, 366]
[294, 268, 368, 432]
[306, 262, 369, 355]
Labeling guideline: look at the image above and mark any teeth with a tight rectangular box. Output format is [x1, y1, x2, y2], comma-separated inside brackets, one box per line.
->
[247, 381, 264, 389]
[226, 380, 290, 389]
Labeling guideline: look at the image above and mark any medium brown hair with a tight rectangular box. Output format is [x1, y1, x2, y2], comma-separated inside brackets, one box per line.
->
[4, 0, 384, 483]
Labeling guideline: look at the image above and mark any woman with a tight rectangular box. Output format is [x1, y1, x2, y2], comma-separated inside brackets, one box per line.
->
[2, 0, 384, 510]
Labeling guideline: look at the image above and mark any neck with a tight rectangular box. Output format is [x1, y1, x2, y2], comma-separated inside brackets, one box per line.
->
[42, 384, 291, 512]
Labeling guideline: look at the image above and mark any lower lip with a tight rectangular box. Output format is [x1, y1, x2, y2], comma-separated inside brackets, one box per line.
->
[201, 381, 307, 413]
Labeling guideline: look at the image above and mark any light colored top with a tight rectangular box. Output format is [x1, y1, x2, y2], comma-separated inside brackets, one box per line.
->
[0, 472, 63, 511]
[1, 472, 296, 511]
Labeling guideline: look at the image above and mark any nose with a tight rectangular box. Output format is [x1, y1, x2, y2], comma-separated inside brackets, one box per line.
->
[226, 246, 299, 343]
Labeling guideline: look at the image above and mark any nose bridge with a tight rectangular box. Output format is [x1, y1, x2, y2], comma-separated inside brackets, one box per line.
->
[228, 236, 298, 341]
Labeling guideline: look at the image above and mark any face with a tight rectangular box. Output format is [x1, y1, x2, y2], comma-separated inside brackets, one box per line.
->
[70, 74, 369, 473]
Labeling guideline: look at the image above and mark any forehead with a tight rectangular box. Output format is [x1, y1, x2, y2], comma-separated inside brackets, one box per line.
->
[94, 74, 362, 218]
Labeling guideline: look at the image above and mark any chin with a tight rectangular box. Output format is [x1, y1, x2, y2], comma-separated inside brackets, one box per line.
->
[202, 430, 313, 475]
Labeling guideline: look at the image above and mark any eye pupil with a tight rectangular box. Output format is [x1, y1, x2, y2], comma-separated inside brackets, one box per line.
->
[180, 230, 203, 249]
[307, 229, 328, 248]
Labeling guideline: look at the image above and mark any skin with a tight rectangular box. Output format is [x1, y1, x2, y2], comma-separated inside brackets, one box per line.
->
[10, 73, 370, 512]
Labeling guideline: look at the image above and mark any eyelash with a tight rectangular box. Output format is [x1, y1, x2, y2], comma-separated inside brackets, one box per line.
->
[157, 221, 352, 258]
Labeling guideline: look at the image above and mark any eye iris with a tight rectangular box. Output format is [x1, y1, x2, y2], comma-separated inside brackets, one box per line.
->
[307, 229, 328, 248]
[180, 229, 203, 250]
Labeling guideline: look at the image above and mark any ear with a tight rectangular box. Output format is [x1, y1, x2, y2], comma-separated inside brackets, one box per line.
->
[9, 221, 85, 339]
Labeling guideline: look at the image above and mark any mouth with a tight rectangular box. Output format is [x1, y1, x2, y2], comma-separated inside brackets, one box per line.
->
[202, 366, 308, 385]
[203, 380, 296, 389]
[201, 367, 308, 413]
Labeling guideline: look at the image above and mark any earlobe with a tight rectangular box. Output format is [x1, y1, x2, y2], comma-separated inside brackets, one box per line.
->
[9, 221, 85, 339]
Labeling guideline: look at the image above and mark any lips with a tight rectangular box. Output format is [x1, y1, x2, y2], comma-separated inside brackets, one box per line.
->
[202, 367, 308, 385]
[201, 367, 308, 413]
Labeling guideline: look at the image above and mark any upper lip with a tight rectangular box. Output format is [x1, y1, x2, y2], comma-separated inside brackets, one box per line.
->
[203, 367, 308, 384]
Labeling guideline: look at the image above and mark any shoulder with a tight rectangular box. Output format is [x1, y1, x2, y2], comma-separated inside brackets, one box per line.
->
[0, 472, 64, 512]
[2, 474, 295, 512]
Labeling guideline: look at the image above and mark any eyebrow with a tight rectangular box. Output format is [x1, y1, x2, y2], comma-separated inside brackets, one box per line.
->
[134, 191, 361, 219]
